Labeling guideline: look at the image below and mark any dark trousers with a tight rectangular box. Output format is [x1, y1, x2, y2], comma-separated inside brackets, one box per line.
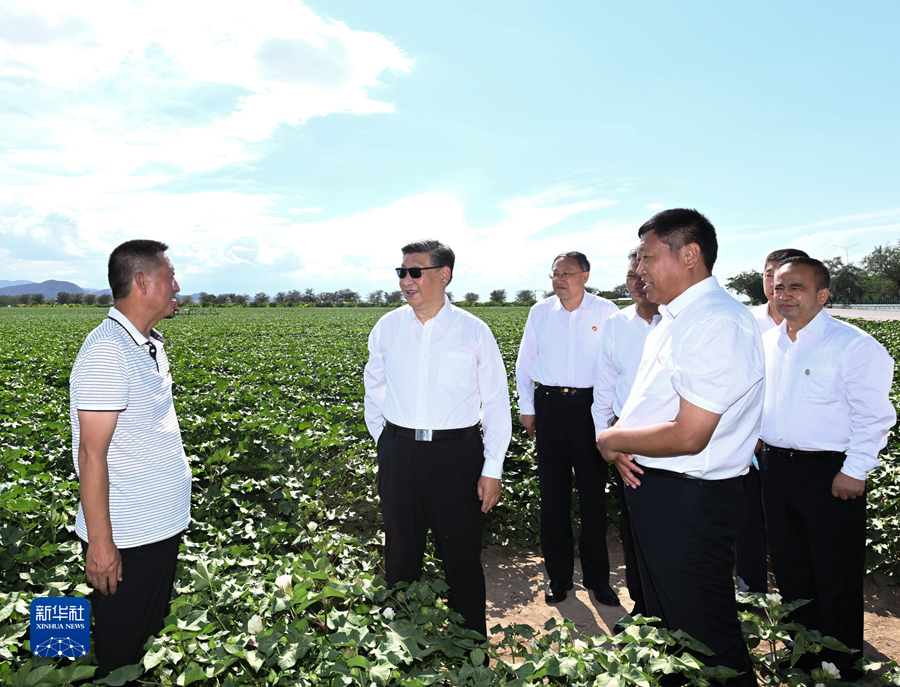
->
[81, 533, 181, 682]
[628, 469, 754, 686]
[759, 448, 865, 678]
[377, 430, 487, 636]
[534, 388, 610, 587]
[735, 463, 768, 593]
[618, 475, 645, 615]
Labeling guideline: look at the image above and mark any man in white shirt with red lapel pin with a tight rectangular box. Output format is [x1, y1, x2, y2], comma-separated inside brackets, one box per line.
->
[591, 246, 660, 626]
[597, 208, 764, 685]
[516, 251, 620, 606]
[364, 239, 512, 638]
[760, 256, 895, 681]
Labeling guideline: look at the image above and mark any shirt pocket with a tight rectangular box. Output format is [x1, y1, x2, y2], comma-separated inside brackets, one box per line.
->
[438, 351, 474, 388]
[798, 365, 837, 404]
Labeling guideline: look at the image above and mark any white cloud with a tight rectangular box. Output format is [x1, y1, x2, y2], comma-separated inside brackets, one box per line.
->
[647, 203, 663, 210]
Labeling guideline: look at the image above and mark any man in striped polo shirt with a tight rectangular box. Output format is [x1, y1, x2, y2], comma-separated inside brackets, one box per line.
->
[70, 239, 191, 680]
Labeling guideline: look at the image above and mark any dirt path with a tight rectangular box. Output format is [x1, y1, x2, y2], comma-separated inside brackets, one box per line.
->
[483, 528, 900, 663]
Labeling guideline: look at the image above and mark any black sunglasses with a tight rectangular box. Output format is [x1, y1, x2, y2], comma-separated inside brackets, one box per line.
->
[395, 266, 444, 279]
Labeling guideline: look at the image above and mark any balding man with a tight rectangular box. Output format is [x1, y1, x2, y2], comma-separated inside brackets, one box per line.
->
[71, 240, 190, 681]
[760, 256, 895, 680]
[516, 252, 620, 605]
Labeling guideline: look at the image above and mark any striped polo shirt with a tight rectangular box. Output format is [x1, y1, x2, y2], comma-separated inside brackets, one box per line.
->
[70, 307, 191, 548]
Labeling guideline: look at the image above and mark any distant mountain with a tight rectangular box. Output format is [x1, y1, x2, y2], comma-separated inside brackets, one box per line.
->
[0, 280, 87, 299]
[84, 287, 113, 296]
[0, 279, 36, 288]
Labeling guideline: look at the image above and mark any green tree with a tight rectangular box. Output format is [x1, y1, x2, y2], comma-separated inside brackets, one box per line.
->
[515, 289, 535, 303]
[56, 292, 70, 305]
[464, 292, 479, 302]
[98, 293, 112, 305]
[725, 270, 765, 305]
[274, 291, 287, 304]
[446, 291, 454, 302]
[335, 288, 360, 302]
[232, 293, 249, 306]
[824, 257, 865, 306]
[490, 289, 507, 303]
[253, 292, 269, 306]
[180, 294, 195, 305]
[31, 293, 45, 305]
[385, 290, 403, 303]
[862, 240, 900, 298]
[199, 292, 216, 306]
[368, 289, 385, 304]
[83, 293, 97, 305]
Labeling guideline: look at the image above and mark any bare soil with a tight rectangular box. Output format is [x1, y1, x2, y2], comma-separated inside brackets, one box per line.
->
[483, 527, 900, 663]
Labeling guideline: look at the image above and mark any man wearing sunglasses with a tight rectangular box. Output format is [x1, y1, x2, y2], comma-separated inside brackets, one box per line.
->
[515, 252, 620, 606]
[363, 239, 512, 637]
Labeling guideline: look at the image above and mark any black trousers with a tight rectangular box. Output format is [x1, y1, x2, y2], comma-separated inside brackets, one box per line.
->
[81, 533, 181, 682]
[759, 447, 865, 678]
[735, 463, 768, 593]
[627, 469, 754, 685]
[534, 388, 610, 587]
[618, 474, 645, 615]
[377, 430, 487, 636]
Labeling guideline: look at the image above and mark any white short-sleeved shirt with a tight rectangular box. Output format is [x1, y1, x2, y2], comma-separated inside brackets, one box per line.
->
[363, 299, 512, 479]
[617, 277, 765, 479]
[70, 308, 191, 548]
[750, 303, 778, 334]
[760, 309, 896, 480]
[591, 304, 661, 438]
[515, 293, 620, 415]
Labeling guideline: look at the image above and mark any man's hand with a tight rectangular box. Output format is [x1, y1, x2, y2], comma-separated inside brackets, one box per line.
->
[85, 539, 122, 595]
[832, 471, 865, 500]
[597, 427, 644, 488]
[519, 414, 536, 439]
[478, 476, 501, 512]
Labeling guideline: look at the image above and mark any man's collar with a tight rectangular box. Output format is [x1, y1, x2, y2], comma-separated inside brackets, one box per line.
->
[660, 276, 719, 319]
[107, 307, 149, 345]
[804, 308, 829, 336]
[405, 296, 452, 328]
[551, 292, 592, 313]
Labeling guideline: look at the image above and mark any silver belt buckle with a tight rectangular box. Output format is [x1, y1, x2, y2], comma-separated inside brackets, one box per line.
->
[415, 429, 432, 442]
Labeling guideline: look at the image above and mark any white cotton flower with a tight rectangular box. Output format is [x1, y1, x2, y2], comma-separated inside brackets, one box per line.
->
[527, 640, 539, 651]
[572, 639, 586, 654]
[815, 683, 825, 687]
[248, 615, 264, 635]
[382, 607, 395, 620]
[765, 593, 782, 605]
[275, 574, 293, 595]
[307, 522, 318, 533]
[821, 662, 841, 679]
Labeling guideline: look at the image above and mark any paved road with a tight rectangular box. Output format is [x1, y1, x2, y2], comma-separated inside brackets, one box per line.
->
[825, 307, 900, 321]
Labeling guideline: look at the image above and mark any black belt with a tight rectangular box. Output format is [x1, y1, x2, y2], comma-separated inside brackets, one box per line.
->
[384, 420, 480, 442]
[640, 465, 741, 486]
[538, 384, 593, 396]
[761, 443, 846, 463]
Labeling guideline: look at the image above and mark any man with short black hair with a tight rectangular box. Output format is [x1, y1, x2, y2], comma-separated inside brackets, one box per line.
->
[760, 256, 895, 680]
[516, 251, 620, 605]
[71, 240, 190, 681]
[736, 247, 810, 596]
[364, 239, 511, 636]
[597, 209, 763, 685]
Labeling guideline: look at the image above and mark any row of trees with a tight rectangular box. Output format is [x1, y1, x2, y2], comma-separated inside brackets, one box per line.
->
[0, 292, 114, 307]
[726, 240, 900, 306]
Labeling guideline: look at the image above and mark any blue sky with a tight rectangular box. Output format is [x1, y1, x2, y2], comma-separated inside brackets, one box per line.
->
[1, 0, 898, 300]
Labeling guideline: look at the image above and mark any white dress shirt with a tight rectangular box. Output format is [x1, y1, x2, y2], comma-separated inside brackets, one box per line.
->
[750, 303, 778, 334]
[515, 293, 619, 415]
[591, 304, 661, 438]
[364, 299, 512, 479]
[617, 277, 765, 479]
[760, 309, 896, 480]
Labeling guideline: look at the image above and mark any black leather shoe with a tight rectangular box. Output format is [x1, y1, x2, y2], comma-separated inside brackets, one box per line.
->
[585, 582, 620, 606]
[545, 580, 573, 604]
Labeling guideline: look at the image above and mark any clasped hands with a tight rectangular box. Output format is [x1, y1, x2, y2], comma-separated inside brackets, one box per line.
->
[596, 425, 644, 488]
